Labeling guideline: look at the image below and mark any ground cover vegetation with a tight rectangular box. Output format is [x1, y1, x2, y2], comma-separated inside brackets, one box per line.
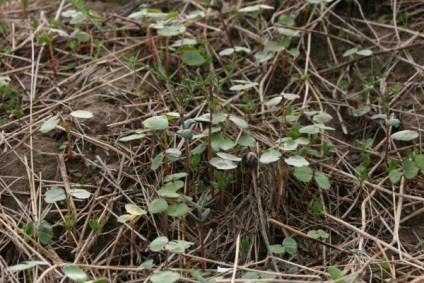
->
[1, 0, 424, 282]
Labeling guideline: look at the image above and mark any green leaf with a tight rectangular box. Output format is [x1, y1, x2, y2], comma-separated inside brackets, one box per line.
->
[74, 31, 90, 42]
[356, 49, 373, 56]
[171, 38, 197, 47]
[307, 230, 320, 239]
[138, 259, 154, 270]
[182, 50, 206, 66]
[293, 166, 313, 182]
[403, 158, 419, 179]
[391, 130, 419, 141]
[176, 129, 193, 139]
[158, 24, 185, 37]
[282, 237, 297, 255]
[415, 154, 424, 170]
[264, 40, 287, 52]
[238, 4, 274, 12]
[343, 47, 358, 57]
[142, 115, 169, 130]
[278, 14, 295, 26]
[238, 134, 256, 147]
[165, 148, 182, 162]
[150, 236, 169, 252]
[265, 96, 283, 107]
[371, 114, 387, 120]
[259, 149, 282, 164]
[299, 125, 319, 134]
[229, 115, 248, 129]
[317, 229, 329, 239]
[192, 143, 207, 155]
[151, 152, 164, 170]
[158, 181, 184, 198]
[39, 221, 53, 245]
[63, 265, 88, 283]
[7, 261, 49, 272]
[327, 266, 343, 280]
[230, 81, 258, 91]
[118, 133, 146, 142]
[352, 105, 371, 116]
[269, 244, 285, 254]
[312, 200, 323, 217]
[70, 110, 93, 119]
[285, 155, 309, 167]
[254, 50, 273, 62]
[151, 271, 180, 283]
[217, 152, 242, 161]
[314, 171, 331, 190]
[287, 47, 300, 57]
[313, 112, 333, 124]
[276, 28, 300, 37]
[68, 188, 90, 199]
[117, 214, 134, 223]
[210, 157, 237, 170]
[40, 115, 60, 133]
[164, 173, 187, 182]
[389, 168, 402, 184]
[125, 204, 147, 216]
[44, 186, 66, 203]
[165, 240, 193, 253]
[167, 203, 189, 217]
[148, 198, 168, 213]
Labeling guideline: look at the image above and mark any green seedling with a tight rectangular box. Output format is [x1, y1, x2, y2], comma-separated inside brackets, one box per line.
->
[40, 110, 93, 159]
[270, 237, 298, 257]
[63, 265, 108, 283]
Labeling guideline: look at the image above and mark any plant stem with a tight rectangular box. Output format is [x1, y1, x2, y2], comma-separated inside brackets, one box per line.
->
[218, 10, 234, 48]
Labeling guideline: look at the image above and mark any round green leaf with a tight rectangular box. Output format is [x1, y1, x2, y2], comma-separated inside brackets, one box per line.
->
[63, 265, 87, 283]
[44, 186, 66, 203]
[142, 115, 169, 130]
[415, 154, 424, 170]
[391, 130, 419, 141]
[117, 214, 135, 223]
[278, 14, 295, 26]
[270, 244, 285, 254]
[282, 237, 297, 255]
[285, 155, 309, 167]
[171, 38, 198, 47]
[313, 112, 333, 124]
[158, 24, 186, 37]
[230, 82, 258, 91]
[70, 110, 93, 119]
[165, 240, 194, 253]
[352, 105, 371, 116]
[151, 271, 180, 283]
[259, 149, 281, 164]
[148, 198, 168, 213]
[39, 221, 53, 245]
[293, 166, 313, 182]
[328, 266, 343, 280]
[264, 40, 286, 52]
[238, 134, 256, 147]
[229, 115, 248, 129]
[150, 236, 169, 252]
[40, 115, 60, 133]
[307, 230, 320, 239]
[182, 50, 206, 66]
[389, 168, 402, 184]
[403, 158, 419, 179]
[177, 129, 193, 139]
[255, 50, 273, 62]
[314, 171, 330, 190]
[210, 157, 237, 170]
[167, 203, 189, 217]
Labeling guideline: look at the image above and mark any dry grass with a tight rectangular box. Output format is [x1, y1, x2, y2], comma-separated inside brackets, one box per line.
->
[1, 0, 424, 282]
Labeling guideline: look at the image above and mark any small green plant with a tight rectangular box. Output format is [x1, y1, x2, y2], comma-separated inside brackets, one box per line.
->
[40, 110, 93, 159]
[270, 237, 298, 257]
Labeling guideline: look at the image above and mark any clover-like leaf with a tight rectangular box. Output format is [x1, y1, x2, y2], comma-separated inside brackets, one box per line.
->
[142, 115, 169, 130]
[391, 130, 419, 141]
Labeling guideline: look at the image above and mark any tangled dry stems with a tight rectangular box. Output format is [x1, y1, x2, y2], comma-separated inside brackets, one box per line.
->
[1, 0, 424, 282]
